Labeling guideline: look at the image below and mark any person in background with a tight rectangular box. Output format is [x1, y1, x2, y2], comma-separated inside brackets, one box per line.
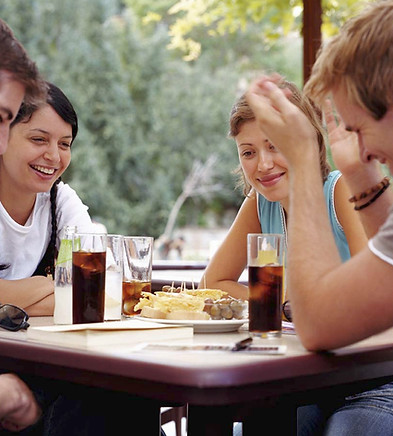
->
[0, 82, 93, 316]
[0, 18, 46, 154]
[246, 1, 393, 434]
[200, 82, 367, 300]
[0, 374, 42, 432]
[0, 18, 48, 434]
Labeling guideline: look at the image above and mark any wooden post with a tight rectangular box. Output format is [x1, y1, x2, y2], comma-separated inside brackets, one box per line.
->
[303, 0, 322, 85]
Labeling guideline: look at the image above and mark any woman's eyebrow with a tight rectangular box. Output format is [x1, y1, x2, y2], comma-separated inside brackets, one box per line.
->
[237, 142, 254, 147]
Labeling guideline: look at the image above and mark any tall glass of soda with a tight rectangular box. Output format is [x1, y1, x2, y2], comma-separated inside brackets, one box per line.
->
[247, 233, 285, 338]
[72, 233, 107, 324]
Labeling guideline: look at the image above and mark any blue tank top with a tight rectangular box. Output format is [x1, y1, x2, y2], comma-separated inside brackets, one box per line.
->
[257, 170, 350, 262]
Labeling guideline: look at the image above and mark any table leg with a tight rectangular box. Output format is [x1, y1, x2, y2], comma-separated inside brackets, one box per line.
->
[187, 405, 234, 436]
[37, 380, 163, 435]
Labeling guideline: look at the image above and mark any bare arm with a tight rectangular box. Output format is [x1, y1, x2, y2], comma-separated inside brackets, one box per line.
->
[0, 373, 42, 432]
[334, 176, 368, 255]
[325, 100, 393, 236]
[0, 276, 54, 315]
[25, 293, 54, 316]
[199, 194, 261, 299]
[288, 160, 393, 350]
[246, 77, 393, 350]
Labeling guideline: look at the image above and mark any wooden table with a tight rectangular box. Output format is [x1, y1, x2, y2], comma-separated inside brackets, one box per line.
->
[0, 318, 392, 435]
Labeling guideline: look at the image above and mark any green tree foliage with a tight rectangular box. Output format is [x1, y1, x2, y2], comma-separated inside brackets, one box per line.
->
[0, 0, 244, 236]
[164, 0, 367, 61]
[0, 0, 305, 238]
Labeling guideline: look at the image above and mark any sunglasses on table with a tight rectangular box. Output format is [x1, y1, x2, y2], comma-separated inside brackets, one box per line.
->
[282, 300, 292, 322]
[0, 304, 29, 331]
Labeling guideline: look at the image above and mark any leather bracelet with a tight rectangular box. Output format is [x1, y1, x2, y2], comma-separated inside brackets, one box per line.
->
[349, 176, 390, 203]
[354, 180, 390, 210]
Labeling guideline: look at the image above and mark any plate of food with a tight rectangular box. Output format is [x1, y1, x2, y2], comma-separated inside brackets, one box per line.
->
[135, 317, 248, 333]
[134, 287, 248, 333]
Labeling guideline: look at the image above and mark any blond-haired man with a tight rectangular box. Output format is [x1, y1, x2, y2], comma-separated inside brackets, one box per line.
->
[246, 1, 393, 434]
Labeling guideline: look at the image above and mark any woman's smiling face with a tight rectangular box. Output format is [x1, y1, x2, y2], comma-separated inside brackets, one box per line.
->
[0, 104, 72, 195]
[236, 120, 289, 204]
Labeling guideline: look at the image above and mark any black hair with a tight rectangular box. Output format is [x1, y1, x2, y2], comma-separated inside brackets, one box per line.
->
[12, 82, 78, 141]
[1, 82, 78, 276]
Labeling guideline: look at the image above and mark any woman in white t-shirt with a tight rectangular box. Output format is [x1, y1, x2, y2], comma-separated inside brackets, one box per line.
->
[0, 82, 93, 315]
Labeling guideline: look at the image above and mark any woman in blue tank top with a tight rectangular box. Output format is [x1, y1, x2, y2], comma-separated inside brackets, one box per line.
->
[200, 81, 367, 301]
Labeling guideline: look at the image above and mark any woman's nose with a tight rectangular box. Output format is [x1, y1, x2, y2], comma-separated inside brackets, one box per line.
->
[44, 143, 60, 162]
[257, 152, 274, 171]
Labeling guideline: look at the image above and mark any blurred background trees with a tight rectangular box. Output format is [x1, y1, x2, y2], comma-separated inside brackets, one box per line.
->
[0, 0, 364, 255]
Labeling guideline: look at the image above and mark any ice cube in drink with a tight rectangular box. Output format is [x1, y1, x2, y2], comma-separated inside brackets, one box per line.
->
[257, 249, 278, 265]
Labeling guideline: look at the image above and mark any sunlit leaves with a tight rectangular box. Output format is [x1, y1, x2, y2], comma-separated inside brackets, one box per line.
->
[166, 0, 369, 59]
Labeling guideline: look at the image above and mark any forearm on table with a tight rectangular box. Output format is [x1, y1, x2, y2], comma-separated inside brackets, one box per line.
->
[287, 161, 392, 350]
[0, 277, 54, 310]
[199, 270, 248, 300]
[207, 279, 248, 300]
[25, 294, 54, 316]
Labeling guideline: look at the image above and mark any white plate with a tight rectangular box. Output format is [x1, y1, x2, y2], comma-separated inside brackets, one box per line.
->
[135, 316, 248, 333]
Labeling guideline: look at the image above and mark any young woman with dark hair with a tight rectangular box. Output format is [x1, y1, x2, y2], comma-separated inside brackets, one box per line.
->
[0, 82, 93, 316]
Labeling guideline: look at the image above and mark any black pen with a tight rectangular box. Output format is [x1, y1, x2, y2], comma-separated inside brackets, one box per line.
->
[136, 341, 287, 354]
[232, 336, 253, 351]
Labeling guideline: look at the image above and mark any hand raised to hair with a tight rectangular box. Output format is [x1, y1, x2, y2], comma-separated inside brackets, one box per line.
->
[324, 99, 382, 184]
[246, 75, 318, 166]
[324, 99, 362, 176]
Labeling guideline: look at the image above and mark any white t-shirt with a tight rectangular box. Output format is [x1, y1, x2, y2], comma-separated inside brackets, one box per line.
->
[368, 204, 393, 266]
[0, 182, 93, 279]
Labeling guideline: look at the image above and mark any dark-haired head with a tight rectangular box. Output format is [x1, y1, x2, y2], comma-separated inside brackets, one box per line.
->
[11, 82, 78, 144]
[8, 82, 78, 277]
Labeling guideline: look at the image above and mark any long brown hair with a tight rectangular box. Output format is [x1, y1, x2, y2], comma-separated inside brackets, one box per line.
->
[229, 80, 330, 196]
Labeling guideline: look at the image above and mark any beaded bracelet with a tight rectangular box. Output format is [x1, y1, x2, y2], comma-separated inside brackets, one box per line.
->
[349, 176, 390, 203]
[354, 180, 390, 211]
